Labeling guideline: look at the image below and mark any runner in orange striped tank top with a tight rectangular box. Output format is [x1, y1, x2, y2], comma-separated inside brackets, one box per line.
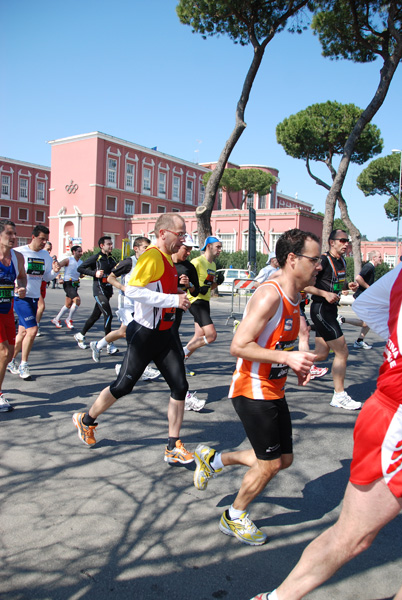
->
[193, 229, 322, 546]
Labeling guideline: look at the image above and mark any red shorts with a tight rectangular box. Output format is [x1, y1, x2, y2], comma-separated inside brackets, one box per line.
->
[350, 390, 402, 498]
[40, 281, 47, 298]
[0, 309, 16, 345]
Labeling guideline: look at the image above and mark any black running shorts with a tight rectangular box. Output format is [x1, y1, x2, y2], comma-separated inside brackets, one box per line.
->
[232, 395, 293, 460]
[63, 281, 80, 300]
[310, 301, 343, 342]
[189, 299, 213, 327]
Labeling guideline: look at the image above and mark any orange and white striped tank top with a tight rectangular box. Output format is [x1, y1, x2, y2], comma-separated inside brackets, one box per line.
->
[228, 280, 300, 401]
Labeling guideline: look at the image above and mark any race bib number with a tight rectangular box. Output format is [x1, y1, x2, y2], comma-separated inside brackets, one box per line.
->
[27, 257, 45, 276]
[0, 284, 14, 303]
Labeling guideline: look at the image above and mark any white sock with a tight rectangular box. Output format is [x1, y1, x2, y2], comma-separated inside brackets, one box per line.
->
[203, 335, 209, 345]
[268, 591, 278, 600]
[68, 303, 78, 320]
[97, 337, 108, 350]
[228, 505, 246, 520]
[56, 305, 69, 321]
[183, 346, 190, 357]
[211, 452, 224, 471]
[20, 361, 28, 367]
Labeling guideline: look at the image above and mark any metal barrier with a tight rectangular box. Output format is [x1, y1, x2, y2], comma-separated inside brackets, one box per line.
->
[225, 278, 259, 325]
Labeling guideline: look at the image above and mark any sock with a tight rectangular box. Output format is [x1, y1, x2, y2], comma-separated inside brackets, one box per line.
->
[83, 413, 96, 426]
[268, 591, 278, 600]
[97, 337, 108, 350]
[183, 346, 190, 357]
[228, 504, 246, 520]
[357, 337, 363, 343]
[68, 303, 78, 320]
[203, 335, 209, 345]
[211, 452, 224, 471]
[20, 361, 27, 367]
[167, 437, 179, 450]
[56, 305, 69, 321]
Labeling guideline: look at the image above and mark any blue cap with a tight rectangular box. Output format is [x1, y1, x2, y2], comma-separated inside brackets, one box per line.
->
[266, 251, 276, 264]
[201, 236, 221, 251]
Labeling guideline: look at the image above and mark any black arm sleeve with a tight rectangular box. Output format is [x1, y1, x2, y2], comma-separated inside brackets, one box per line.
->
[77, 254, 98, 277]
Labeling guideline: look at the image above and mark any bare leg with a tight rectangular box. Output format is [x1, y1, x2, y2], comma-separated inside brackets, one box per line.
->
[36, 295, 45, 324]
[167, 397, 185, 437]
[0, 341, 13, 390]
[21, 326, 38, 362]
[326, 336, 348, 393]
[88, 387, 118, 419]
[221, 449, 293, 511]
[276, 479, 402, 600]
[185, 322, 217, 358]
[105, 324, 127, 343]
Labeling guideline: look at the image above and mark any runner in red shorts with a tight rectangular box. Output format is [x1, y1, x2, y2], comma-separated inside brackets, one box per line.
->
[249, 264, 402, 600]
[0, 220, 26, 411]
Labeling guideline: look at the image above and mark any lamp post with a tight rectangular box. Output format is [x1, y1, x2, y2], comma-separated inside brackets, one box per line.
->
[392, 149, 402, 266]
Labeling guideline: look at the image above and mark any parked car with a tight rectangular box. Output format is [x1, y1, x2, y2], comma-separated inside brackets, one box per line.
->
[216, 268, 256, 293]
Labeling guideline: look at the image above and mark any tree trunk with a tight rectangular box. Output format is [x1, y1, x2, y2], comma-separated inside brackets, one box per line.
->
[337, 194, 362, 276]
[322, 37, 402, 253]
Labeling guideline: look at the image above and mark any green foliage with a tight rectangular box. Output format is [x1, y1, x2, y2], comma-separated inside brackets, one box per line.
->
[203, 168, 276, 200]
[81, 247, 125, 264]
[276, 101, 383, 164]
[378, 236, 397, 241]
[357, 153, 401, 221]
[311, 0, 402, 63]
[189, 249, 268, 273]
[176, 0, 309, 46]
[333, 218, 349, 235]
[374, 260, 390, 281]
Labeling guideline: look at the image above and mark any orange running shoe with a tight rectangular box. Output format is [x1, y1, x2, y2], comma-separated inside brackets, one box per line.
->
[164, 439, 194, 464]
[72, 412, 97, 446]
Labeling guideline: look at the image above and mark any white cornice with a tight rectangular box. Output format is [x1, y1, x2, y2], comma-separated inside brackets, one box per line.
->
[0, 157, 50, 171]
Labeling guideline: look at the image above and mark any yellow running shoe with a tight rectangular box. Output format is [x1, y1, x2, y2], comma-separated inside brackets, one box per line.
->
[219, 510, 267, 545]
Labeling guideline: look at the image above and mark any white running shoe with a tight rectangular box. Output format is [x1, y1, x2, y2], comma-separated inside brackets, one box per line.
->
[309, 365, 328, 380]
[0, 393, 13, 412]
[19, 363, 31, 380]
[74, 332, 88, 350]
[7, 359, 19, 375]
[337, 314, 345, 326]
[140, 366, 160, 381]
[185, 391, 206, 412]
[36, 327, 42, 337]
[107, 342, 119, 355]
[115, 363, 121, 376]
[330, 391, 361, 411]
[354, 340, 372, 350]
[51, 318, 62, 329]
[90, 341, 101, 363]
[65, 319, 74, 329]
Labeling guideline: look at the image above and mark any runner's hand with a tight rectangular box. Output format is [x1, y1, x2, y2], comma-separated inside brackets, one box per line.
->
[177, 294, 191, 311]
[286, 351, 316, 377]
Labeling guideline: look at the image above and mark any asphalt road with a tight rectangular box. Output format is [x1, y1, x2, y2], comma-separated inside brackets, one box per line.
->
[1, 282, 400, 600]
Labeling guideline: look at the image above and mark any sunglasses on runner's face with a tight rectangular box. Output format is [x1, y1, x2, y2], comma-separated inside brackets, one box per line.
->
[163, 230, 186, 238]
[295, 253, 322, 265]
[333, 238, 348, 243]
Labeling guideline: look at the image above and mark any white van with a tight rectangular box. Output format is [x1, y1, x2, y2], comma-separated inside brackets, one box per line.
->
[216, 268, 256, 293]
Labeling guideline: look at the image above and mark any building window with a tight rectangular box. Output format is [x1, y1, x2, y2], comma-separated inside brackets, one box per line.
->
[126, 163, 135, 191]
[36, 210, 45, 222]
[18, 208, 28, 221]
[18, 237, 28, 246]
[36, 181, 45, 204]
[384, 254, 396, 268]
[158, 171, 166, 196]
[108, 158, 117, 187]
[19, 178, 29, 201]
[0, 206, 10, 219]
[157, 205, 166, 213]
[172, 208, 180, 213]
[186, 180, 193, 204]
[124, 199, 135, 215]
[1, 175, 11, 199]
[270, 232, 283, 253]
[143, 168, 151, 193]
[106, 196, 117, 212]
[199, 183, 205, 205]
[173, 176, 180, 200]
[258, 195, 266, 209]
[141, 203, 151, 214]
[219, 233, 236, 253]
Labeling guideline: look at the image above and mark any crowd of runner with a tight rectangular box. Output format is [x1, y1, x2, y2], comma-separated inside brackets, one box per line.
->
[0, 214, 400, 599]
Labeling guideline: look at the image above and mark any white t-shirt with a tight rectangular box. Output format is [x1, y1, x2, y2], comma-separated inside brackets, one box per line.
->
[16, 245, 55, 299]
[353, 263, 402, 341]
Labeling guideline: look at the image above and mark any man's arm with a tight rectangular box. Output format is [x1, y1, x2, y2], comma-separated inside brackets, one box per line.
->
[107, 258, 133, 291]
[14, 250, 27, 298]
[304, 285, 339, 304]
[77, 254, 98, 277]
[230, 285, 315, 377]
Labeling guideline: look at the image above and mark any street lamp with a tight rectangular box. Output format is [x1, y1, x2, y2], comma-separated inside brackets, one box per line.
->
[392, 149, 402, 265]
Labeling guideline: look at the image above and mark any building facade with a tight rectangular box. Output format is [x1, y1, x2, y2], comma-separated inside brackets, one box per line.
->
[0, 157, 51, 245]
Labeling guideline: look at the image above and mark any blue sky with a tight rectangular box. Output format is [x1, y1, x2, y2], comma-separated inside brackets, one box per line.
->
[2, 0, 402, 241]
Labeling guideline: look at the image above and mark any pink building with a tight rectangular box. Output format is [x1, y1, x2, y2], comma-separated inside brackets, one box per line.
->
[0, 157, 51, 244]
[48, 132, 210, 256]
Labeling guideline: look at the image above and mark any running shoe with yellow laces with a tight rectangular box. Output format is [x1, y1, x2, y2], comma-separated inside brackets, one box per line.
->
[164, 439, 194, 464]
[72, 412, 98, 446]
[194, 444, 222, 490]
[219, 510, 268, 546]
